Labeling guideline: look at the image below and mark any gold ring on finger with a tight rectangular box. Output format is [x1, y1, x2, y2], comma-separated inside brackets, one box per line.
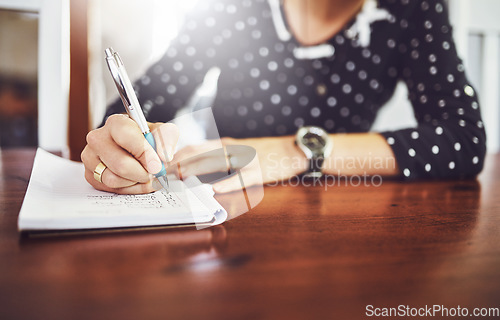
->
[93, 161, 107, 183]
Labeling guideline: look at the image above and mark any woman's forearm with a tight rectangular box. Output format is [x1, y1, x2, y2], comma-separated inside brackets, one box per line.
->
[323, 133, 399, 177]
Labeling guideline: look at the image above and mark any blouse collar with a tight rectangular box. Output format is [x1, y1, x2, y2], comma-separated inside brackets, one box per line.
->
[267, 0, 392, 59]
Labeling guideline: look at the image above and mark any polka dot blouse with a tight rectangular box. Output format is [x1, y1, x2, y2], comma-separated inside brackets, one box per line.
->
[104, 0, 487, 179]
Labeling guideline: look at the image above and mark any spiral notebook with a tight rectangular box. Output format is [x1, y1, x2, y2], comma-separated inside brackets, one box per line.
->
[18, 149, 227, 235]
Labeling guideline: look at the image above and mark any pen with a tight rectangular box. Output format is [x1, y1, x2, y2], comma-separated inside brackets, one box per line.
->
[104, 47, 169, 191]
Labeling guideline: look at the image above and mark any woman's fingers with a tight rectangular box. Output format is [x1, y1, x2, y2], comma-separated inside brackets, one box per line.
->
[81, 145, 143, 189]
[106, 115, 163, 175]
[83, 168, 160, 194]
[86, 126, 151, 184]
[82, 144, 161, 194]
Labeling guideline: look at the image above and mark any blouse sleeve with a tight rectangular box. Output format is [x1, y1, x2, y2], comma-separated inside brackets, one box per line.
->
[380, 0, 486, 179]
[101, 1, 226, 126]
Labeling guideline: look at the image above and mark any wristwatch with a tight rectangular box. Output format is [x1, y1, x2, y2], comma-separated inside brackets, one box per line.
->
[295, 126, 333, 178]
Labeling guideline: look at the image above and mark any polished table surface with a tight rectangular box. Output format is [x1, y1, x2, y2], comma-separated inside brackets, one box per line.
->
[1, 148, 499, 320]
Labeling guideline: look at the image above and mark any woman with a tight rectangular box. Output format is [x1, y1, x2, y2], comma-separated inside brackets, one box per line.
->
[81, 0, 486, 194]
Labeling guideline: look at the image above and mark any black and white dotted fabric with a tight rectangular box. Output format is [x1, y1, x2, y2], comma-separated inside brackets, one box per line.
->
[104, 0, 486, 179]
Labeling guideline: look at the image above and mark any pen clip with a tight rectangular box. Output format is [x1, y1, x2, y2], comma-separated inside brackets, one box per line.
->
[105, 48, 133, 111]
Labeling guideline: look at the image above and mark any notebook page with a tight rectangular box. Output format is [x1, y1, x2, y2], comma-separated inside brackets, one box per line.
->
[18, 149, 216, 230]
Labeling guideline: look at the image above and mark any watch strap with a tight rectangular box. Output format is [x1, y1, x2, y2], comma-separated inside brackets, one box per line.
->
[303, 156, 324, 179]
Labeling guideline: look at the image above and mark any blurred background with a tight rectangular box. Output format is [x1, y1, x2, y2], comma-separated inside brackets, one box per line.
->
[0, 0, 499, 157]
[0, 10, 38, 147]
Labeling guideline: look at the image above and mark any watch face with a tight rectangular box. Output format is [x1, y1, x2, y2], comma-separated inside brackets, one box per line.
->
[296, 126, 332, 160]
[301, 132, 327, 151]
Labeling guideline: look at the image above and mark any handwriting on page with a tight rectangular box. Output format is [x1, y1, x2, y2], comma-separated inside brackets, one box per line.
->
[87, 191, 182, 209]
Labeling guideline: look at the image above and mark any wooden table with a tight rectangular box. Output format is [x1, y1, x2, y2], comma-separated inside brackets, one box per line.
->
[1, 148, 499, 320]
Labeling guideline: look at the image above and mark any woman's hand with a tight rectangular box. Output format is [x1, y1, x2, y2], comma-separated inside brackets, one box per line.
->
[172, 136, 308, 193]
[81, 114, 179, 194]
